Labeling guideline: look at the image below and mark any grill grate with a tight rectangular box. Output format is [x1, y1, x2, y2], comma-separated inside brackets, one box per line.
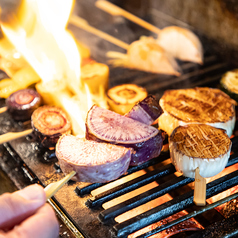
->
[0, 37, 238, 237]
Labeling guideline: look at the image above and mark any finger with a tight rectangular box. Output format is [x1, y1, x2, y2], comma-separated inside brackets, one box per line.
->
[0, 184, 46, 230]
[6, 204, 59, 238]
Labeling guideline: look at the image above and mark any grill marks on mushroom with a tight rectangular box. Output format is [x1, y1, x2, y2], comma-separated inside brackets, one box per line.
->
[159, 87, 237, 136]
[169, 124, 231, 178]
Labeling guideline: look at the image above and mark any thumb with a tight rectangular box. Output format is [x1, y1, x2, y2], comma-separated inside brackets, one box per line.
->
[0, 184, 46, 231]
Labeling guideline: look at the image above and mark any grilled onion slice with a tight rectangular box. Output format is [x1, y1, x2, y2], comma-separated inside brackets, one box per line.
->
[107, 84, 148, 115]
[158, 87, 237, 137]
[32, 106, 71, 148]
[56, 134, 132, 183]
[169, 124, 231, 178]
[6, 88, 42, 121]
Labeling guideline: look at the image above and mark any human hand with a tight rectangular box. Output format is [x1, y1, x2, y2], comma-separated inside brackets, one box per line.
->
[0, 184, 59, 238]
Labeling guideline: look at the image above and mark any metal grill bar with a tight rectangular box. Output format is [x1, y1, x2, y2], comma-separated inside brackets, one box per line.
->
[112, 169, 238, 237]
[86, 163, 175, 208]
[137, 191, 238, 238]
[75, 151, 170, 197]
[99, 176, 193, 224]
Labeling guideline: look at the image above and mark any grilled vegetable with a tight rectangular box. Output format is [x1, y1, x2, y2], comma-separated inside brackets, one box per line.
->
[31, 106, 71, 148]
[125, 95, 163, 125]
[0, 67, 41, 98]
[157, 26, 203, 64]
[86, 105, 163, 166]
[169, 124, 231, 178]
[56, 134, 132, 183]
[158, 87, 237, 137]
[107, 37, 181, 76]
[220, 69, 238, 102]
[6, 88, 42, 121]
[107, 84, 148, 115]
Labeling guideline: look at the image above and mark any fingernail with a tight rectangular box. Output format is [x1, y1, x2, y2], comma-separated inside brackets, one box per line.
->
[17, 184, 46, 201]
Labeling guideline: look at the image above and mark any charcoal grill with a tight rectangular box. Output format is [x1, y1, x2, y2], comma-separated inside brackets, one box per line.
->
[1, 0, 238, 237]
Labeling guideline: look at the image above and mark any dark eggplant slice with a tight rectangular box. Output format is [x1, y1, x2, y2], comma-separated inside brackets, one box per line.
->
[125, 95, 163, 125]
[56, 134, 132, 183]
[86, 105, 164, 166]
[31, 105, 71, 148]
[6, 88, 42, 121]
[107, 84, 148, 115]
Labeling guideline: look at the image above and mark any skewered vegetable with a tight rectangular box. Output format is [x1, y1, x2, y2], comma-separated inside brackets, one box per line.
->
[107, 37, 181, 76]
[56, 134, 132, 183]
[0, 66, 41, 98]
[156, 26, 203, 64]
[6, 88, 42, 121]
[158, 87, 237, 137]
[81, 60, 109, 108]
[107, 84, 148, 115]
[169, 124, 231, 178]
[220, 69, 238, 102]
[86, 105, 163, 166]
[125, 95, 163, 125]
[31, 106, 71, 148]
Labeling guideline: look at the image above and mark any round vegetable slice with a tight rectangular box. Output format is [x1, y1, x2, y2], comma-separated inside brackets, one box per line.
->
[107, 84, 148, 115]
[220, 69, 238, 102]
[6, 88, 42, 121]
[86, 105, 159, 144]
[31, 105, 71, 148]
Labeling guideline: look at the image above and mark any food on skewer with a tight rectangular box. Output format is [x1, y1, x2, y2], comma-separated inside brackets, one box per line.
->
[31, 105, 71, 149]
[0, 66, 41, 98]
[107, 37, 181, 76]
[158, 87, 237, 137]
[69, 15, 181, 76]
[86, 105, 164, 166]
[107, 84, 148, 115]
[220, 69, 238, 102]
[96, 0, 203, 64]
[169, 124, 231, 178]
[81, 60, 109, 108]
[125, 95, 163, 125]
[56, 134, 132, 183]
[156, 26, 203, 64]
[6, 88, 42, 121]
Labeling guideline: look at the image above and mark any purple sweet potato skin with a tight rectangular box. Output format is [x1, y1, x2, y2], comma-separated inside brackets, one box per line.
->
[86, 128, 164, 166]
[125, 95, 163, 125]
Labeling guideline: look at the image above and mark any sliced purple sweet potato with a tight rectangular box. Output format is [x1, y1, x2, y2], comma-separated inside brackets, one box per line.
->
[86, 105, 164, 166]
[56, 134, 132, 183]
[125, 95, 163, 125]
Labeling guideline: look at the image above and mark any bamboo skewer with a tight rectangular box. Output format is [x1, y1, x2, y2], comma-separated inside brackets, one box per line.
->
[0, 128, 32, 144]
[44, 171, 76, 200]
[193, 167, 206, 206]
[69, 15, 129, 50]
[95, 0, 162, 35]
[0, 106, 7, 114]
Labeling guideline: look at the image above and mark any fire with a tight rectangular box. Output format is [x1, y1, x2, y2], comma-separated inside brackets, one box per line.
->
[0, 0, 105, 137]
